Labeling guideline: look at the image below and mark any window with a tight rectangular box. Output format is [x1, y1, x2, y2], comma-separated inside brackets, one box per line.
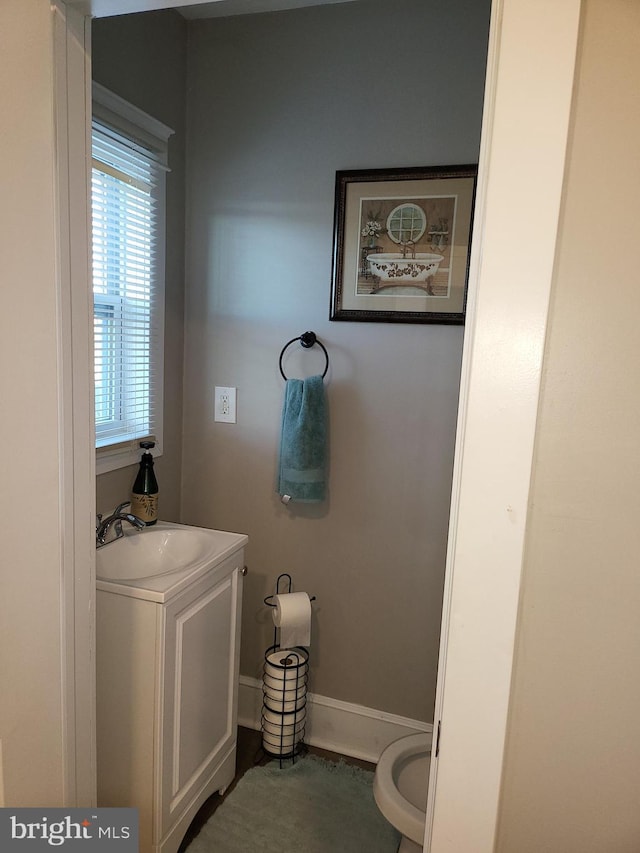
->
[91, 83, 173, 474]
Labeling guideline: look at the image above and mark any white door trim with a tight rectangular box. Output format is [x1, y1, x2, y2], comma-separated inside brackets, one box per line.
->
[57, 0, 582, 828]
[425, 1, 582, 850]
[54, 1, 96, 806]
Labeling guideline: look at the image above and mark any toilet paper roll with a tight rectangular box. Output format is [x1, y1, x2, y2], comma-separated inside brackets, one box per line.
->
[262, 729, 304, 754]
[263, 693, 307, 714]
[272, 592, 312, 648]
[264, 649, 308, 682]
[262, 708, 306, 732]
[263, 678, 307, 703]
[262, 721, 306, 741]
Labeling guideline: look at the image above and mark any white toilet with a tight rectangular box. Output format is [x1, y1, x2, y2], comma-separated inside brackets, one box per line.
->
[374, 732, 432, 853]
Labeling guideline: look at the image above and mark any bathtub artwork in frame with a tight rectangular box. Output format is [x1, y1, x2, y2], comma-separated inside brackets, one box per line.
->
[329, 165, 477, 324]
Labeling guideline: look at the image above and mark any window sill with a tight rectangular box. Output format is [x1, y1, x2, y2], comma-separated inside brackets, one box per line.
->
[96, 439, 162, 475]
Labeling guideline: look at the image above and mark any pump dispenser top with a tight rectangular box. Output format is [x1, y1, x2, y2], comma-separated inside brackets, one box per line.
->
[131, 441, 158, 526]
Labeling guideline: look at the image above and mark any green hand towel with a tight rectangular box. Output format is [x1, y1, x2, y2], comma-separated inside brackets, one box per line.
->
[277, 374, 327, 503]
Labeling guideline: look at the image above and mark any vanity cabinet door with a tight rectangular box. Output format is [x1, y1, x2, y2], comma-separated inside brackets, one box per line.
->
[158, 554, 243, 842]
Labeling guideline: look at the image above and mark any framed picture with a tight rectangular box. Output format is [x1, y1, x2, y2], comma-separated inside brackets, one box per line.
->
[329, 165, 477, 324]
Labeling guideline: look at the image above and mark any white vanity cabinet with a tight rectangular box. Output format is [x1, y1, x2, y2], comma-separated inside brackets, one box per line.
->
[96, 527, 247, 853]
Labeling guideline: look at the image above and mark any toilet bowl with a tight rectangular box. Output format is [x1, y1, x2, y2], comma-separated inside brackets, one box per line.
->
[374, 732, 432, 853]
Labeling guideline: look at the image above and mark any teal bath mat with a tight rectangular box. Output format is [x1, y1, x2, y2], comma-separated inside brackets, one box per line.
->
[186, 755, 400, 853]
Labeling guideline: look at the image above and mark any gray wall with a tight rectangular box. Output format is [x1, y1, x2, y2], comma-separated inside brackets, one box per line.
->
[92, 10, 187, 521]
[182, 0, 489, 719]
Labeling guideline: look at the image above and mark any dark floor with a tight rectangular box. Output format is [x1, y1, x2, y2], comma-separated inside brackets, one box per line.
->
[178, 726, 375, 851]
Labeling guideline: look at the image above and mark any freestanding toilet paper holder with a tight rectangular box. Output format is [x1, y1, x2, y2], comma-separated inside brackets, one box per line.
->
[262, 574, 316, 765]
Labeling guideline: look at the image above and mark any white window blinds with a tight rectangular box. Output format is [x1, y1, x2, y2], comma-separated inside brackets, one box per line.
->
[91, 83, 173, 473]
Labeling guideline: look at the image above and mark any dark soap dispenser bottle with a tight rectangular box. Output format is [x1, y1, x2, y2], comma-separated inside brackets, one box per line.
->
[131, 441, 158, 526]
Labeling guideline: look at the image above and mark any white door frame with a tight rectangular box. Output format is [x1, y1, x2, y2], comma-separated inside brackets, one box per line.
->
[53, 1, 96, 806]
[56, 2, 583, 839]
[425, 1, 582, 849]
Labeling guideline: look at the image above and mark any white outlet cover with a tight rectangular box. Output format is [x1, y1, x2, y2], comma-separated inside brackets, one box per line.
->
[214, 386, 237, 423]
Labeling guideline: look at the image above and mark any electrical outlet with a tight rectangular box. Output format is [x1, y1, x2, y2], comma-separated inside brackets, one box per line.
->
[214, 386, 237, 423]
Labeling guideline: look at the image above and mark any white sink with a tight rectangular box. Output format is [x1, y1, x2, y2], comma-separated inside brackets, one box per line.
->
[96, 521, 248, 601]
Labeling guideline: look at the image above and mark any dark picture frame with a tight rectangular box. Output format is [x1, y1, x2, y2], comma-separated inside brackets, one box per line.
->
[329, 165, 477, 324]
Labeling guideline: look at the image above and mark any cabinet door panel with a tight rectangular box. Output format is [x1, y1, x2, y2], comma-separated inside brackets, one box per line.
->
[174, 576, 233, 791]
[161, 558, 242, 836]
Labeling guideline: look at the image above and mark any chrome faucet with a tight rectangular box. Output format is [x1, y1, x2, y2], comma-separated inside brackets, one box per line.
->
[96, 501, 146, 547]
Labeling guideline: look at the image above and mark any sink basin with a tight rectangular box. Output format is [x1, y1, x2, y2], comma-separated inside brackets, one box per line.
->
[96, 521, 245, 583]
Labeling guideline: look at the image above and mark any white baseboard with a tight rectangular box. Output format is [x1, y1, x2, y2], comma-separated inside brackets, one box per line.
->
[238, 675, 432, 765]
